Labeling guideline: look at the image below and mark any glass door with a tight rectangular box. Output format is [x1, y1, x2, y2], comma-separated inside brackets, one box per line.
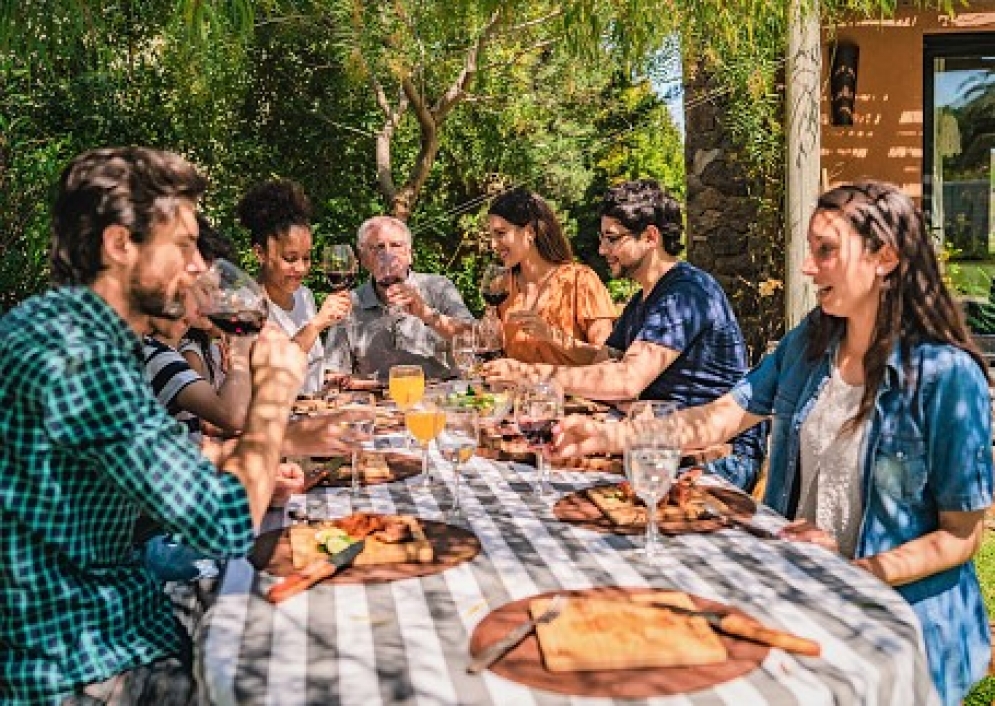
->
[924, 34, 995, 301]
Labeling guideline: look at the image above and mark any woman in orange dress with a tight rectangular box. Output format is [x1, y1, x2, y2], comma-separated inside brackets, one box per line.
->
[487, 188, 616, 365]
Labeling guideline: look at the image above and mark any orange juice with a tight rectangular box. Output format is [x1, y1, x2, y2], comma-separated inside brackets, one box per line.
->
[405, 409, 445, 444]
[390, 374, 425, 410]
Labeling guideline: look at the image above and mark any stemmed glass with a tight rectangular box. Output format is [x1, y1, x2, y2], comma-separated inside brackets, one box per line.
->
[452, 329, 478, 381]
[478, 263, 508, 361]
[374, 249, 406, 345]
[389, 364, 425, 448]
[405, 391, 446, 488]
[322, 244, 358, 293]
[480, 262, 510, 310]
[624, 401, 680, 561]
[436, 409, 479, 519]
[334, 392, 377, 497]
[514, 381, 563, 498]
[194, 258, 269, 336]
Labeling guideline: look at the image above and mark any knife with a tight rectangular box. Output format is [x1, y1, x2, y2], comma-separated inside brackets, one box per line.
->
[652, 602, 821, 656]
[467, 594, 566, 674]
[701, 495, 779, 540]
[266, 539, 365, 604]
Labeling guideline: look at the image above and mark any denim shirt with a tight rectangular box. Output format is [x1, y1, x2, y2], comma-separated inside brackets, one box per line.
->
[731, 314, 993, 705]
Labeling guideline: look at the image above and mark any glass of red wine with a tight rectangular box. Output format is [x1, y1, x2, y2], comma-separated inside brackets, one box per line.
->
[195, 258, 269, 336]
[477, 263, 508, 361]
[322, 244, 358, 293]
[373, 249, 407, 345]
[514, 380, 563, 498]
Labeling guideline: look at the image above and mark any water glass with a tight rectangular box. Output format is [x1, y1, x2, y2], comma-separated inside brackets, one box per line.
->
[624, 411, 680, 561]
[437, 409, 479, 519]
[334, 392, 377, 496]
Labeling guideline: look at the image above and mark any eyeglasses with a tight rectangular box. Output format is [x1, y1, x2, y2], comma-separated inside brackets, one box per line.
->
[598, 229, 635, 250]
[363, 240, 409, 253]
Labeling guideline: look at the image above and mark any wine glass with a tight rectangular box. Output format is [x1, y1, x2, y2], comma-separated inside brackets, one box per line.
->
[322, 244, 358, 293]
[480, 262, 510, 310]
[452, 329, 478, 381]
[624, 405, 680, 562]
[514, 381, 564, 498]
[194, 258, 269, 336]
[405, 396, 446, 488]
[436, 409, 479, 519]
[333, 391, 377, 497]
[373, 249, 406, 344]
[474, 317, 504, 364]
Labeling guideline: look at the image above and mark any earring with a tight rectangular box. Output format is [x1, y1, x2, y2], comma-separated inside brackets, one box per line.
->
[875, 267, 884, 276]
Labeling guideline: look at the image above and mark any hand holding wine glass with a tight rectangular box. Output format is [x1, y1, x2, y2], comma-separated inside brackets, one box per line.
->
[195, 258, 269, 337]
[515, 381, 563, 498]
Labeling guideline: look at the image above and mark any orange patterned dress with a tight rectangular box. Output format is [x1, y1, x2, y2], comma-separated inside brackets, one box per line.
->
[497, 262, 616, 365]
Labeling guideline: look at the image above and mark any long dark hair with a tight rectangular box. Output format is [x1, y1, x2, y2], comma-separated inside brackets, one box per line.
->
[488, 187, 572, 266]
[806, 181, 986, 429]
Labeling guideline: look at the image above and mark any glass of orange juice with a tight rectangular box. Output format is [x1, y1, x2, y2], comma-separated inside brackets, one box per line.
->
[405, 401, 446, 487]
[389, 365, 425, 410]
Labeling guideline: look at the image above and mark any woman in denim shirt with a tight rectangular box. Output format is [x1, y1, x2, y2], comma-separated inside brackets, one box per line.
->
[556, 181, 993, 704]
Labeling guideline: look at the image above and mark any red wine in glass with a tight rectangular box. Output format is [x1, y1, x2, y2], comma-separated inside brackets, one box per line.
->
[377, 275, 405, 288]
[326, 271, 356, 293]
[475, 348, 503, 363]
[207, 309, 267, 336]
[482, 290, 509, 307]
[518, 418, 557, 447]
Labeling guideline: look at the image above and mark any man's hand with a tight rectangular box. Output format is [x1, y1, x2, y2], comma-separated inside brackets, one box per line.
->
[283, 409, 370, 457]
[777, 519, 840, 553]
[384, 282, 428, 320]
[314, 291, 352, 330]
[551, 415, 614, 457]
[270, 461, 306, 507]
[251, 324, 307, 406]
[482, 357, 543, 385]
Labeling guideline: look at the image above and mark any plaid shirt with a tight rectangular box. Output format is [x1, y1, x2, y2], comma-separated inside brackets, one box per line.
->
[0, 287, 254, 704]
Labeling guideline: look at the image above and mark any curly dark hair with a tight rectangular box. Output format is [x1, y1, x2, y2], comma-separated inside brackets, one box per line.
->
[236, 179, 313, 248]
[50, 147, 207, 286]
[806, 180, 986, 430]
[488, 187, 572, 265]
[600, 179, 684, 256]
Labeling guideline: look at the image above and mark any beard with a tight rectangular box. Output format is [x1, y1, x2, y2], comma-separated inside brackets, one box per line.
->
[618, 250, 647, 281]
[129, 270, 185, 320]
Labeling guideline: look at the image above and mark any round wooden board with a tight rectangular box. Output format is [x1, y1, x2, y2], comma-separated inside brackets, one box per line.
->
[553, 483, 756, 535]
[250, 518, 481, 585]
[311, 452, 421, 488]
[468, 587, 768, 698]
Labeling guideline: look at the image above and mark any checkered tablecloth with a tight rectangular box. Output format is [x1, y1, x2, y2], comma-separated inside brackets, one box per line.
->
[196, 453, 939, 705]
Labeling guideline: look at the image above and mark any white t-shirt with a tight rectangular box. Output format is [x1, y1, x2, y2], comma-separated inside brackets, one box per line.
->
[798, 365, 867, 558]
[267, 286, 324, 394]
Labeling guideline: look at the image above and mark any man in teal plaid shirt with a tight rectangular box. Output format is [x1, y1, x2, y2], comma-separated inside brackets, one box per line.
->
[0, 147, 307, 704]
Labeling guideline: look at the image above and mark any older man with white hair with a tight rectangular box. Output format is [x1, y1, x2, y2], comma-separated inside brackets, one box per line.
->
[326, 216, 474, 379]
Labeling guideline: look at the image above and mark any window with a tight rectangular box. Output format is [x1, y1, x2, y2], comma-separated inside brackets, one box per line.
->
[924, 34, 995, 299]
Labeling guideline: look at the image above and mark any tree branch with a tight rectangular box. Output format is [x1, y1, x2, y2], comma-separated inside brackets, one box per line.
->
[432, 8, 503, 121]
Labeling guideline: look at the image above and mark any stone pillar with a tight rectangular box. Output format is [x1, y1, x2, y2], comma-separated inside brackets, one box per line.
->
[683, 60, 786, 362]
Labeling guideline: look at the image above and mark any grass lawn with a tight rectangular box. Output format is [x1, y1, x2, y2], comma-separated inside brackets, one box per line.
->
[964, 525, 995, 705]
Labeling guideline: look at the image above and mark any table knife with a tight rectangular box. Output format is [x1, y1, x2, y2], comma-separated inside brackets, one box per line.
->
[653, 602, 821, 656]
[266, 539, 365, 604]
[467, 594, 565, 674]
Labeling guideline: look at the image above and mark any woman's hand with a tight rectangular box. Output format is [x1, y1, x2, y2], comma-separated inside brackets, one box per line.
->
[315, 291, 352, 330]
[777, 519, 840, 553]
[506, 311, 555, 342]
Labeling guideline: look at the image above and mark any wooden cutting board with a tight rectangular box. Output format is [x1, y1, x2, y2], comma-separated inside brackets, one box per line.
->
[530, 592, 728, 672]
[289, 515, 434, 569]
[584, 484, 730, 526]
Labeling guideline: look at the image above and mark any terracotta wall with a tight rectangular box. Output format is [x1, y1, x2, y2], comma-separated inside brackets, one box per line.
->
[820, 1, 995, 200]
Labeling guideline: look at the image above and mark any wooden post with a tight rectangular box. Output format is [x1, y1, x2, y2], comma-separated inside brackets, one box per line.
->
[785, 0, 821, 328]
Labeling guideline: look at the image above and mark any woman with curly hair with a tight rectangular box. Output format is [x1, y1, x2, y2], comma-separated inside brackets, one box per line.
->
[237, 179, 350, 394]
[556, 181, 993, 704]
[487, 187, 615, 365]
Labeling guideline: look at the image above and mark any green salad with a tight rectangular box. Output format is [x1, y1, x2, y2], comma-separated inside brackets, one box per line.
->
[443, 388, 510, 416]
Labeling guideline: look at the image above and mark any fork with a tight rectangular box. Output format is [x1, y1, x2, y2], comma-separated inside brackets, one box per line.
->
[467, 594, 566, 674]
